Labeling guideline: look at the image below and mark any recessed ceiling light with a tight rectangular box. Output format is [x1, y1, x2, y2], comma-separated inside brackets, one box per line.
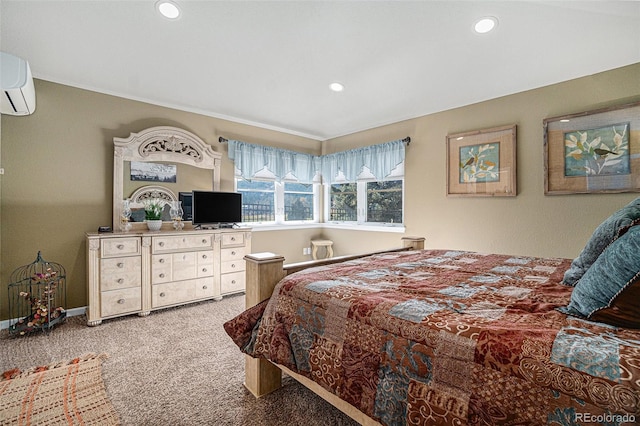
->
[156, 1, 181, 19]
[474, 17, 497, 34]
[329, 82, 345, 92]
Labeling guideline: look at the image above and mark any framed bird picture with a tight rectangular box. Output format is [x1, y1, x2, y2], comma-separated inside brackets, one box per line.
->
[446, 124, 517, 197]
[544, 101, 640, 195]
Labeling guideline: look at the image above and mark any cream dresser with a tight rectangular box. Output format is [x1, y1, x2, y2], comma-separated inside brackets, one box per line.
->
[86, 228, 251, 326]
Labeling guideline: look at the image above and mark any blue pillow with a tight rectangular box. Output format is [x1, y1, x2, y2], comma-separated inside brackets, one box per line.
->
[562, 197, 640, 286]
[558, 224, 640, 328]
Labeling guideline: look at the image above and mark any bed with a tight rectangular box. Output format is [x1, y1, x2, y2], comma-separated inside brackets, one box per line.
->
[225, 202, 640, 425]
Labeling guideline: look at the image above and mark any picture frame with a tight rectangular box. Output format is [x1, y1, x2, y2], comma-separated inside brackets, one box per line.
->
[544, 101, 640, 195]
[446, 124, 517, 197]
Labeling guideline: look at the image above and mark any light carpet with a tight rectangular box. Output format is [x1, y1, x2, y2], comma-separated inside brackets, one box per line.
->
[0, 295, 357, 425]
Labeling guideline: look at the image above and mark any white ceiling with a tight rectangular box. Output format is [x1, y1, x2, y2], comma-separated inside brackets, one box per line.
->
[2, 1, 639, 141]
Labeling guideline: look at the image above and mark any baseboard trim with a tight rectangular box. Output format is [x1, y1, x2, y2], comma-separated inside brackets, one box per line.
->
[0, 306, 87, 330]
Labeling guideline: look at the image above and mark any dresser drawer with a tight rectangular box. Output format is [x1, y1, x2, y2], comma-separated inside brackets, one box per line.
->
[221, 271, 245, 294]
[221, 232, 245, 248]
[100, 257, 141, 291]
[172, 252, 197, 281]
[221, 259, 245, 275]
[101, 287, 141, 317]
[197, 263, 214, 278]
[152, 281, 197, 308]
[221, 247, 247, 262]
[101, 237, 140, 258]
[151, 254, 173, 284]
[194, 277, 216, 299]
[197, 250, 214, 266]
[152, 234, 213, 253]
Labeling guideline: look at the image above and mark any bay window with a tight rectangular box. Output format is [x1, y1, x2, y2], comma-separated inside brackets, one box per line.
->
[227, 137, 406, 228]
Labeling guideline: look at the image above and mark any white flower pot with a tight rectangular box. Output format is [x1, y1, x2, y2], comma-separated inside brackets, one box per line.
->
[146, 220, 163, 231]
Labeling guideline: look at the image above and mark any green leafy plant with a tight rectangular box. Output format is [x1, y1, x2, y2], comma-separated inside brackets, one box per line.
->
[143, 198, 165, 220]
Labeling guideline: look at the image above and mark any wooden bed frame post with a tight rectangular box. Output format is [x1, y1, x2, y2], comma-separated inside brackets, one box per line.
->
[402, 236, 425, 250]
[243, 252, 286, 397]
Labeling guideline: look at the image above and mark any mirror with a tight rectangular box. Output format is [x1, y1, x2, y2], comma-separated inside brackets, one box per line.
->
[113, 126, 221, 231]
[123, 161, 213, 222]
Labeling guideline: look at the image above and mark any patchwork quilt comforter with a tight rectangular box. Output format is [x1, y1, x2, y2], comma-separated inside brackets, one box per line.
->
[225, 249, 640, 425]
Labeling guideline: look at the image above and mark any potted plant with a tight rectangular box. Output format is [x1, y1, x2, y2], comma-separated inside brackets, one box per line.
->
[143, 198, 165, 231]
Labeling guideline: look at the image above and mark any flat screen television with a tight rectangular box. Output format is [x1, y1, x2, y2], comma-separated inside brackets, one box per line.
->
[191, 191, 242, 227]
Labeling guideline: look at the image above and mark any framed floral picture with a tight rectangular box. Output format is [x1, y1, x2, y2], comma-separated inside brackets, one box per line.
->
[544, 101, 640, 194]
[446, 124, 517, 197]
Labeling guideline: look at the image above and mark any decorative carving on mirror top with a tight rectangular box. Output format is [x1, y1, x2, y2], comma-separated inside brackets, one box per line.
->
[114, 126, 221, 169]
[130, 185, 177, 204]
[140, 135, 202, 162]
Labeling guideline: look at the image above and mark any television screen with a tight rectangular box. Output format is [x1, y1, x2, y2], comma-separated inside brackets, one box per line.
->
[192, 191, 242, 226]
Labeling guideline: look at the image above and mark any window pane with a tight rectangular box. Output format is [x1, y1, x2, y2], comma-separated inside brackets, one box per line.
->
[367, 180, 403, 223]
[237, 180, 274, 191]
[284, 182, 312, 192]
[237, 179, 275, 222]
[283, 182, 313, 221]
[284, 193, 313, 220]
[330, 183, 357, 221]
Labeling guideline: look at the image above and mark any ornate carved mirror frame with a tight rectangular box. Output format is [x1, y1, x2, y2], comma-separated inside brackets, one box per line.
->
[113, 126, 221, 231]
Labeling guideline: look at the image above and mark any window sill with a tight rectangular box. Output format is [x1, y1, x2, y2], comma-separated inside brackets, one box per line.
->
[247, 222, 405, 233]
[245, 223, 324, 232]
[322, 223, 406, 233]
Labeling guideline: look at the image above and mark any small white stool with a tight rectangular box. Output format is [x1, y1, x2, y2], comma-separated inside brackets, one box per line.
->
[311, 239, 334, 260]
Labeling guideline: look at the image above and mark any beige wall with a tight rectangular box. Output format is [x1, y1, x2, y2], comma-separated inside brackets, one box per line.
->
[0, 80, 321, 320]
[1, 63, 639, 320]
[325, 63, 640, 258]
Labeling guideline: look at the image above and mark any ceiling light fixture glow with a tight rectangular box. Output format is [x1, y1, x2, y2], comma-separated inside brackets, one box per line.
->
[329, 82, 345, 92]
[474, 17, 497, 34]
[157, 1, 181, 19]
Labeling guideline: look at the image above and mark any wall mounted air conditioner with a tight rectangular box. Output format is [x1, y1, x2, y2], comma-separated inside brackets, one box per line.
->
[1, 51, 36, 116]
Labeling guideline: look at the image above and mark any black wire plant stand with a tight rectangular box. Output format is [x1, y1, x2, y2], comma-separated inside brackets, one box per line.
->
[8, 251, 67, 336]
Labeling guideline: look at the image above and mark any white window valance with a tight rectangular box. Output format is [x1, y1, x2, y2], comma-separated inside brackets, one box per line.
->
[321, 139, 406, 183]
[227, 138, 406, 184]
[227, 140, 321, 183]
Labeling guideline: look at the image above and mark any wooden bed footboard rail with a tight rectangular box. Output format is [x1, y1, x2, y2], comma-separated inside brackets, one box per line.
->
[242, 236, 425, 401]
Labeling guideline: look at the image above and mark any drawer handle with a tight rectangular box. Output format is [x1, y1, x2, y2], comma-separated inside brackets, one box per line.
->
[231, 263, 236, 268]
[117, 262, 124, 268]
[202, 285, 208, 290]
[159, 273, 165, 278]
[160, 292, 166, 297]
[159, 258, 165, 263]
[201, 254, 207, 259]
[117, 299, 125, 304]
[159, 242, 165, 247]
[230, 237, 236, 241]
[202, 239, 207, 244]
[202, 268, 207, 273]
[117, 244, 124, 250]
[231, 280, 236, 284]
[117, 278, 124, 284]
[231, 251, 236, 256]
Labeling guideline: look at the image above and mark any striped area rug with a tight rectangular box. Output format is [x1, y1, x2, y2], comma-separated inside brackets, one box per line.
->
[0, 353, 119, 425]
